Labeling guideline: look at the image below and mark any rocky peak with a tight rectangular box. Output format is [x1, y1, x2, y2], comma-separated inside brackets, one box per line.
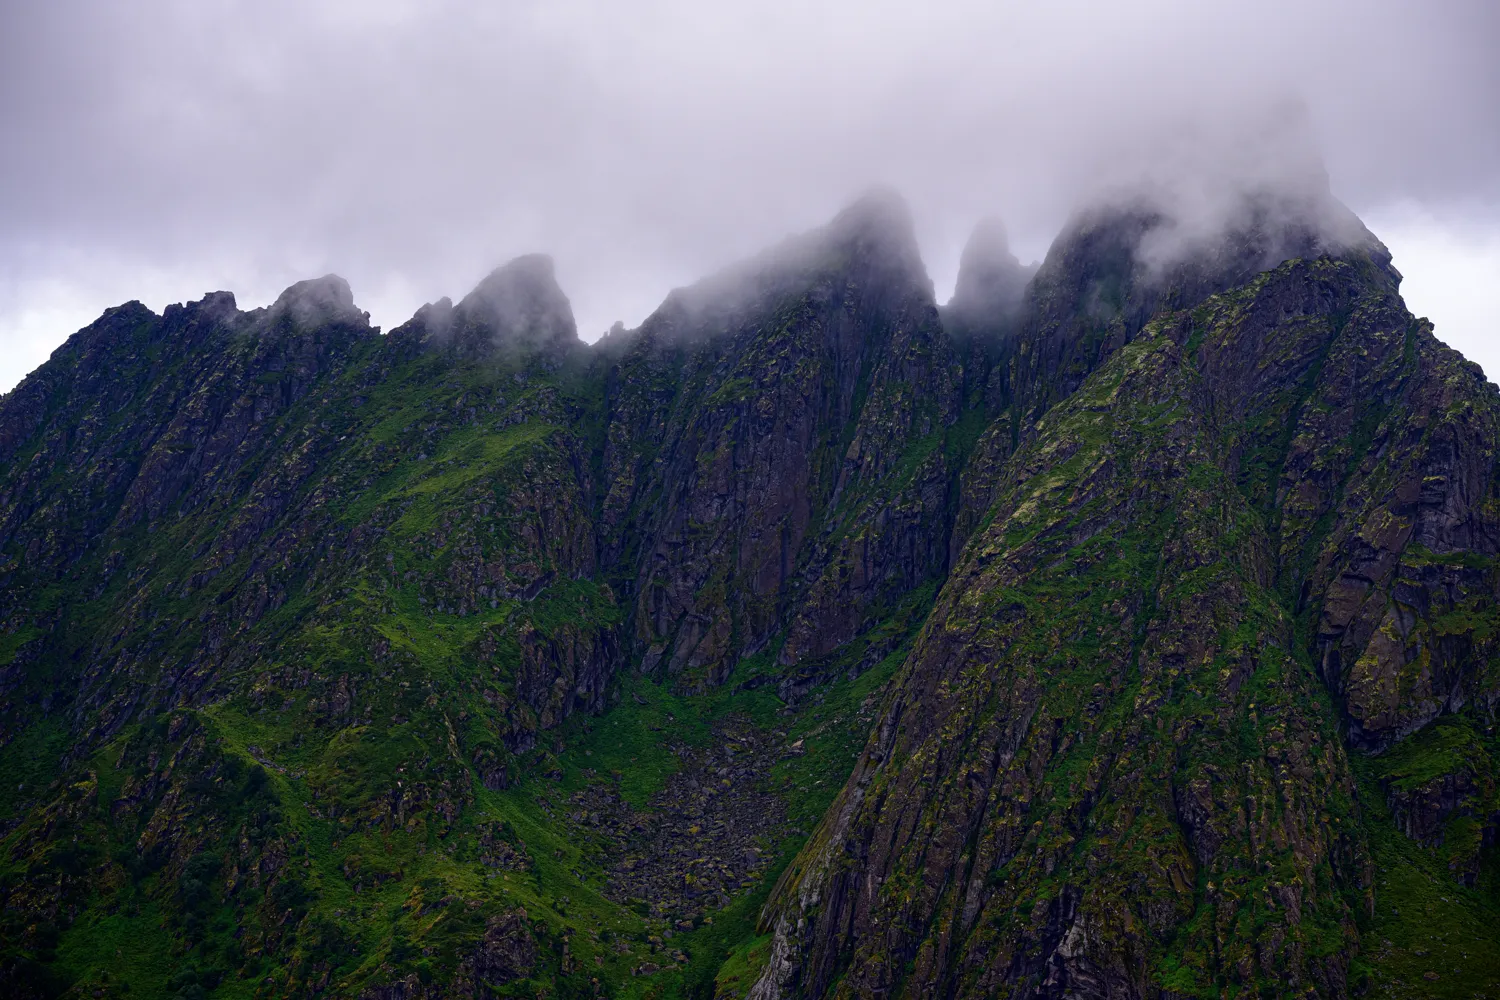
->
[158, 290, 239, 332]
[1141, 185, 1392, 298]
[611, 189, 957, 692]
[643, 190, 931, 351]
[192, 290, 241, 317]
[263, 274, 368, 331]
[824, 187, 921, 261]
[945, 217, 1034, 332]
[445, 254, 578, 356]
[1011, 184, 1396, 422]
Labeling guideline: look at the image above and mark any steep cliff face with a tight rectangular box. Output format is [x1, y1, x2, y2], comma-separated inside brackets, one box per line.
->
[749, 204, 1500, 1000]
[942, 219, 1034, 562]
[945, 217, 1034, 340]
[606, 193, 962, 692]
[0, 260, 626, 996]
[402, 254, 582, 361]
[1, 191, 1498, 1000]
[1012, 192, 1367, 424]
[0, 281, 375, 718]
[0, 278, 369, 582]
[0, 257, 612, 732]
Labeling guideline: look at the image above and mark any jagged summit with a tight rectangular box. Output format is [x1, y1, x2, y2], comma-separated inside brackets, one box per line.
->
[401, 252, 578, 358]
[825, 186, 920, 258]
[815, 188, 928, 293]
[1068, 101, 1384, 286]
[265, 274, 367, 330]
[1059, 178, 1392, 298]
[1003, 184, 1401, 422]
[945, 216, 1034, 331]
[456, 254, 575, 343]
[652, 190, 931, 337]
[454, 253, 577, 350]
[159, 289, 240, 328]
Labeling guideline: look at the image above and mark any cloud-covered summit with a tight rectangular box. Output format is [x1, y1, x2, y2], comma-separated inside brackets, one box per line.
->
[1, 0, 1496, 391]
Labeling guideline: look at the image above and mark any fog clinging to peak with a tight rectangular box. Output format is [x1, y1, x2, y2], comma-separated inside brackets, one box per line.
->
[2, 0, 1497, 391]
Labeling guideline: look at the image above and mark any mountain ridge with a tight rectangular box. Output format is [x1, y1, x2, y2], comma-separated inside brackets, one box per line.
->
[1, 189, 1497, 1000]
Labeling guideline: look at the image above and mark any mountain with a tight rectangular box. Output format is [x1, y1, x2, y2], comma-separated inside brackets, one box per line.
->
[1, 188, 1497, 1000]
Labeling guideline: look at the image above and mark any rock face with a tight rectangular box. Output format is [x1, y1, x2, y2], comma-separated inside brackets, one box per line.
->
[401, 254, 581, 360]
[945, 217, 1034, 334]
[747, 197, 1500, 1000]
[605, 192, 962, 691]
[2, 189, 1499, 999]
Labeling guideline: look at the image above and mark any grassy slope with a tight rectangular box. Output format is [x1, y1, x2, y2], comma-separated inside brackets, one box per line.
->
[1351, 715, 1500, 998]
[2, 575, 915, 1000]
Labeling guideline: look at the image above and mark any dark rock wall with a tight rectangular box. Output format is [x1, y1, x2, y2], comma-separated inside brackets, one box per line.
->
[749, 204, 1500, 1000]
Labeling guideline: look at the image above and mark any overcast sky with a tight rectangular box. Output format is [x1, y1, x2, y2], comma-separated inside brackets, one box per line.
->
[2, 0, 1497, 393]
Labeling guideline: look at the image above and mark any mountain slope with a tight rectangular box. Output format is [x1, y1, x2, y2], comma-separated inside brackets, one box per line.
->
[0, 191, 1497, 1000]
[749, 218, 1500, 1000]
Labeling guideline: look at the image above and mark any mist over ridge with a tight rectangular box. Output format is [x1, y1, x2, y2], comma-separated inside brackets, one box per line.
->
[146, 103, 1392, 369]
[3, 0, 1496, 393]
[4, 10, 1500, 990]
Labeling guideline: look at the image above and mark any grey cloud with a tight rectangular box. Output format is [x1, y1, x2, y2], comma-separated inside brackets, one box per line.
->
[1, 0, 1496, 386]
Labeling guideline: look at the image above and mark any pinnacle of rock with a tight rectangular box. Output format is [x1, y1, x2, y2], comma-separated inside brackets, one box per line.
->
[947, 216, 1032, 326]
[456, 253, 578, 348]
[268, 274, 367, 329]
